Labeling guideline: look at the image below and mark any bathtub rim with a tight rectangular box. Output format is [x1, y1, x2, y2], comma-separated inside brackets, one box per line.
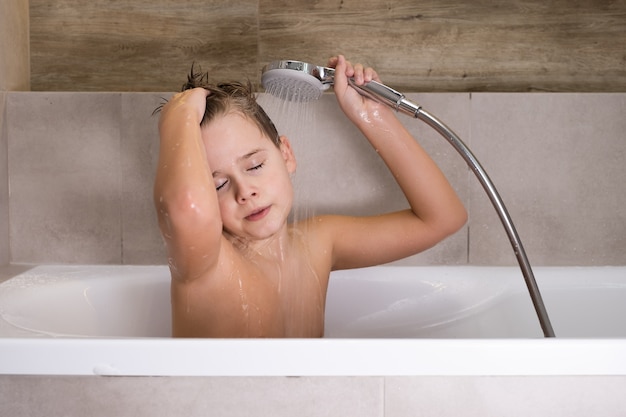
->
[1, 337, 625, 376]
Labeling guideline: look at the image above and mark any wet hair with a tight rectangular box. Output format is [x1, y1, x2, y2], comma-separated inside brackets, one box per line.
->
[181, 65, 281, 148]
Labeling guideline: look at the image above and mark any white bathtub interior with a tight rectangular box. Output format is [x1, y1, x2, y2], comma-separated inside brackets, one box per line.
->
[1, 264, 625, 339]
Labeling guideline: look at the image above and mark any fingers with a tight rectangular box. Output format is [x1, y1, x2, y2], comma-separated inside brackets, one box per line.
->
[365, 66, 380, 83]
[171, 87, 209, 105]
[163, 87, 210, 125]
[328, 55, 379, 85]
[187, 86, 211, 100]
[352, 63, 380, 84]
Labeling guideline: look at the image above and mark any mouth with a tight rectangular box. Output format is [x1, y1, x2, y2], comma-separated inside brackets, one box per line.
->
[245, 206, 271, 221]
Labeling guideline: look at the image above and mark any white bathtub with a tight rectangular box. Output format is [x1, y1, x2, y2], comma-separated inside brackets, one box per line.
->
[0, 264, 625, 376]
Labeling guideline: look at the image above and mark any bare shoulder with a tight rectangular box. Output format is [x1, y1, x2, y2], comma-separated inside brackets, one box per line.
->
[293, 214, 346, 270]
[294, 214, 342, 248]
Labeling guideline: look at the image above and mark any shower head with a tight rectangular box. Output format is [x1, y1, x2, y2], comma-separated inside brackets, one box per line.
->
[261, 59, 422, 117]
[261, 60, 335, 102]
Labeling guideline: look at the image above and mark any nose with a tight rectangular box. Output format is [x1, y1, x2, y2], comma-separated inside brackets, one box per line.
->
[235, 180, 258, 204]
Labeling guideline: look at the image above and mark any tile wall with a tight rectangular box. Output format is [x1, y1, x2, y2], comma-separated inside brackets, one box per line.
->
[2, 375, 626, 416]
[2, 91, 625, 266]
[469, 93, 626, 265]
[5, 92, 165, 265]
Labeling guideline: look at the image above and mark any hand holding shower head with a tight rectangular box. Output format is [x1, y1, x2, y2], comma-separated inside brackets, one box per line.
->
[261, 60, 422, 117]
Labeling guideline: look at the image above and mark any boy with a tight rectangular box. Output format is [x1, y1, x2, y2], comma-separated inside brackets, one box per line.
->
[154, 55, 467, 337]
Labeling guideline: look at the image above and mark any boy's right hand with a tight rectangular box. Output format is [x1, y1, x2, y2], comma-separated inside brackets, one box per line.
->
[159, 87, 210, 129]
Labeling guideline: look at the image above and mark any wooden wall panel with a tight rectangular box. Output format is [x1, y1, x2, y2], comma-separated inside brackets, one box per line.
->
[30, 0, 259, 91]
[30, 0, 626, 92]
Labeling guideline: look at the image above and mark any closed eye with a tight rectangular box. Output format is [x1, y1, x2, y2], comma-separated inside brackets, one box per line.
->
[248, 162, 264, 171]
[215, 178, 228, 191]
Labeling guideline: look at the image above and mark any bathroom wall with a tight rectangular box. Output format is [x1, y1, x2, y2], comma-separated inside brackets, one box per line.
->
[5, 92, 164, 265]
[29, 0, 626, 92]
[3, 91, 626, 266]
[469, 93, 626, 265]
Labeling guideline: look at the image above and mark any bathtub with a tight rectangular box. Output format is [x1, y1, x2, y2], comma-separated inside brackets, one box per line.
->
[0, 264, 625, 376]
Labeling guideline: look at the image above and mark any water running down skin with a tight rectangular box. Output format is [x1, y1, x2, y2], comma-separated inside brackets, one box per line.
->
[154, 55, 467, 337]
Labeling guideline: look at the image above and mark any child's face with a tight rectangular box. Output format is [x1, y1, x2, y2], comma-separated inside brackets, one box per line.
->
[202, 112, 296, 241]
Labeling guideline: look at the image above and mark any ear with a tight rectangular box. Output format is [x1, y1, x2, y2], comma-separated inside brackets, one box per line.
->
[279, 135, 297, 174]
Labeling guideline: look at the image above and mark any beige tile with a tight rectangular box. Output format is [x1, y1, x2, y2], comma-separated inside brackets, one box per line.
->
[468, 93, 626, 265]
[0, 376, 384, 417]
[120, 93, 169, 264]
[7, 93, 123, 263]
[8, 91, 624, 267]
[385, 376, 626, 417]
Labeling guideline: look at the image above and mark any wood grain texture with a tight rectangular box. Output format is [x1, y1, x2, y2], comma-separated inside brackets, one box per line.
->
[30, 0, 626, 92]
[30, 0, 259, 91]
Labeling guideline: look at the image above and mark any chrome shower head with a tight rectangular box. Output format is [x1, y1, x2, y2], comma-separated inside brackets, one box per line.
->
[261, 59, 422, 117]
[261, 60, 335, 101]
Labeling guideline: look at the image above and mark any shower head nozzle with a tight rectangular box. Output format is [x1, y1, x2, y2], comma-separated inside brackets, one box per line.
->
[261, 59, 422, 118]
[261, 60, 335, 102]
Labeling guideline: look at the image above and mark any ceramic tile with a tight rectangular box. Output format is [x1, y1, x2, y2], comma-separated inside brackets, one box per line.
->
[7, 92, 123, 263]
[6, 92, 625, 266]
[120, 93, 169, 264]
[468, 93, 626, 266]
[385, 376, 626, 417]
[0, 376, 384, 417]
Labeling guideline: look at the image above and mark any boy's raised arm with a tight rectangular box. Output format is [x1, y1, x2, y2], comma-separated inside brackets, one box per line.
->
[154, 88, 223, 282]
[326, 56, 467, 270]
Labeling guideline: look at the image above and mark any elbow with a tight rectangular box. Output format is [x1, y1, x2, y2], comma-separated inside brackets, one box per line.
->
[154, 186, 221, 237]
[444, 203, 468, 238]
[429, 203, 467, 242]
